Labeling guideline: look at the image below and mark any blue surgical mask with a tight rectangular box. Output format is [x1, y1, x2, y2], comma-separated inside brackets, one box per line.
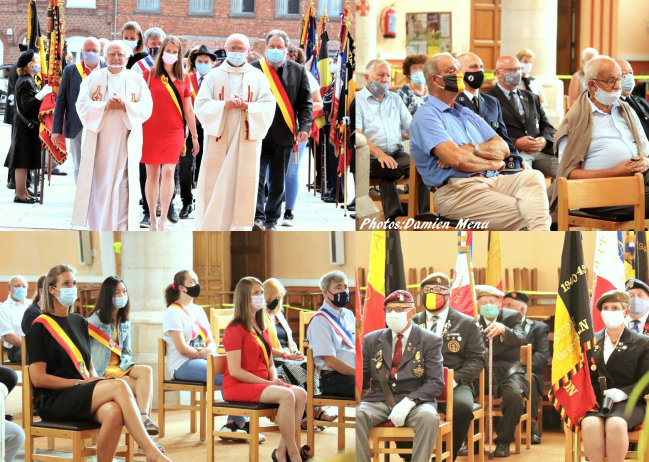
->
[227, 52, 246, 67]
[266, 49, 285, 64]
[32, 64, 41, 74]
[114, 295, 128, 309]
[410, 71, 425, 86]
[621, 74, 635, 94]
[195, 63, 212, 76]
[82, 51, 100, 65]
[123, 40, 138, 50]
[480, 304, 499, 320]
[54, 287, 77, 307]
[12, 287, 27, 301]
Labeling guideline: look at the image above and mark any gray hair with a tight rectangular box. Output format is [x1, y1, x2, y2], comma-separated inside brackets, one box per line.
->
[582, 47, 599, 61]
[266, 29, 290, 47]
[365, 58, 390, 75]
[144, 27, 166, 44]
[583, 55, 618, 81]
[319, 270, 348, 292]
[226, 33, 250, 49]
[423, 52, 459, 90]
[106, 40, 133, 58]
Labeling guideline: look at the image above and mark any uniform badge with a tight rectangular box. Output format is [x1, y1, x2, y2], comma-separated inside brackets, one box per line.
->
[591, 364, 597, 371]
[161, 75, 169, 86]
[420, 323, 426, 328]
[415, 351, 421, 361]
[627, 280, 634, 289]
[436, 277, 441, 283]
[448, 340, 460, 352]
[491, 121, 499, 129]
[459, 96, 465, 101]
[413, 364, 425, 378]
[79, 362, 86, 375]
[526, 319, 533, 325]
[398, 293, 404, 302]
[512, 292, 517, 298]
[107, 340, 115, 350]
[375, 351, 383, 369]
[91, 86, 103, 101]
[535, 123, 540, 129]
[617, 295, 621, 301]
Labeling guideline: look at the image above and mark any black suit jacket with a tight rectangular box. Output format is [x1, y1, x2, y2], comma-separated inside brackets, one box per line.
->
[250, 59, 313, 147]
[362, 324, 445, 407]
[622, 94, 649, 140]
[488, 84, 556, 156]
[412, 307, 485, 384]
[522, 318, 550, 393]
[588, 327, 649, 400]
[478, 308, 525, 383]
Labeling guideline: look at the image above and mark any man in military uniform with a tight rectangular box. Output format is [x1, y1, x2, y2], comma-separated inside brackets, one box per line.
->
[476, 285, 530, 458]
[412, 272, 485, 461]
[502, 291, 549, 444]
[624, 278, 649, 335]
[357, 290, 445, 462]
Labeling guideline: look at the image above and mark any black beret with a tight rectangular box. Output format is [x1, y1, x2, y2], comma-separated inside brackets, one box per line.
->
[17, 49, 35, 68]
[504, 291, 529, 304]
[215, 48, 227, 62]
[626, 278, 649, 295]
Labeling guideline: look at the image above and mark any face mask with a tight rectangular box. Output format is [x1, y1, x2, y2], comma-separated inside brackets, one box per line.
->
[226, 52, 246, 67]
[54, 287, 77, 307]
[593, 84, 621, 106]
[435, 73, 465, 92]
[114, 295, 128, 309]
[162, 52, 178, 65]
[149, 47, 160, 58]
[82, 51, 100, 65]
[33, 64, 41, 74]
[502, 71, 522, 87]
[464, 70, 485, 90]
[601, 310, 626, 329]
[195, 62, 212, 75]
[422, 292, 447, 311]
[328, 290, 350, 308]
[521, 62, 533, 75]
[621, 74, 635, 94]
[386, 310, 411, 333]
[630, 297, 649, 317]
[184, 283, 201, 299]
[368, 79, 391, 98]
[266, 49, 285, 64]
[267, 298, 280, 313]
[480, 304, 499, 320]
[107, 63, 126, 69]
[251, 295, 265, 312]
[12, 287, 27, 301]
[124, 40, 138, 50]
[410, 71, 426, 86]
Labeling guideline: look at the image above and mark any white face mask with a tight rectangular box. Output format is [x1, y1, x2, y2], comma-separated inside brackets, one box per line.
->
[385, 309, 411, 333]
[521, 62, 533, 75]
[601, 310, 626, 329]
[251, 295, 265, 312]
[593, 83, 621, 106]
[630, 297, 649, 317]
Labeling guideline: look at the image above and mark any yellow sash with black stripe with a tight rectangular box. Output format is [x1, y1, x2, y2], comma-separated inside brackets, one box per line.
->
[252, 329, 270, 369]
[161, 75, 183, 120]
[76, 61, 88, 80]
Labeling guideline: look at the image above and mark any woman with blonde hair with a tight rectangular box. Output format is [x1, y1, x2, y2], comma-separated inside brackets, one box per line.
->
[141, 35, 199, 231]
[223, 277, 310, 462]
[515, 48, 547, 106]
[26, 264, 170, 462]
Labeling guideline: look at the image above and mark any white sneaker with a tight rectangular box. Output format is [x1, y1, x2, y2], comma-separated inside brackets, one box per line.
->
[239, 422, 266, 443]
[218, 422, 239, 441]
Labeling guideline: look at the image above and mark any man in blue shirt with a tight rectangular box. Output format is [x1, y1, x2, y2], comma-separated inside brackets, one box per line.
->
[410, 53, 551, 230]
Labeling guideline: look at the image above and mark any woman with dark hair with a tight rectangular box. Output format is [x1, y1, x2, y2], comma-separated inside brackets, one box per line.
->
[223, 277, 310, 462]
[122, 21, 147, 69]
[396, 53, 429, 117]
[87, 276, 161, 441]
[26, 264, 170, 462]
[22, 274, 46, 334]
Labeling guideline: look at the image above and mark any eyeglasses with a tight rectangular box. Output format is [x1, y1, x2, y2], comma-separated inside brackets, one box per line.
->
[384, 306, 414, 314]
[497, 67, 524, 73]
[107, 53, 126, 59]
[227, 47, 247, 53]
[423, 287, 449, 295]
[593, 76, 625, 87]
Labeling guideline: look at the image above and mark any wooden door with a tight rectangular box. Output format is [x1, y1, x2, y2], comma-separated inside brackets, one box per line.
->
[557, 0, 579, 95]
[470, 0, 501, 71]
[193, 232, 231, 309]
[229, 232, 267, 292]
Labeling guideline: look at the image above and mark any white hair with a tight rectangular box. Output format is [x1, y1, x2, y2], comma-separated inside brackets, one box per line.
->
[83, 37, 100, 50]
[423, 52, 459, 90]
[226, 33, 250, 49]
[319, 271, 348, 292]
[581, 47, 599, 61]
[583, 55, 618, 81]
[105, 40, 132, 58]
[365, 58, 390, 75]
[144, 27, 166, 43]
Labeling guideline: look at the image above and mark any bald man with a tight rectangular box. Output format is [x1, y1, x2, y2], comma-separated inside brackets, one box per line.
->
[488, 55, 557, 179]
[0, 276, 32, 364]
[616, 59, 649, 139]
[52, 36, 107, 183]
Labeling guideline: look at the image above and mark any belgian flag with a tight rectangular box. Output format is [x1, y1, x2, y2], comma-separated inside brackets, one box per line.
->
[28, 0, 47, 88]
[548, 232, 597, 430]
[636, 232, 648, 284]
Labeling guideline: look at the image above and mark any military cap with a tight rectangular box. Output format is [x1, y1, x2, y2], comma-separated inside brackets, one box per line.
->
[504, 291, 529, 304]
[595, 289, 630, 311]
[475, 285, 505, 299]
[17, 50, 35, 68]
[384, 290, 415, 306]
[625, 278, 649, 296]
[420, 272, 450, 288]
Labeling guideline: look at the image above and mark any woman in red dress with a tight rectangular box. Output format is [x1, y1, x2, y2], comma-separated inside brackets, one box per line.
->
[141, 36, 199, 231]
[222, 277, 310, 462]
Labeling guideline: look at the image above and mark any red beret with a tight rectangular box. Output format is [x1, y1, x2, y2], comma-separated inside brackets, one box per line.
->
[384, 290, 414, 306]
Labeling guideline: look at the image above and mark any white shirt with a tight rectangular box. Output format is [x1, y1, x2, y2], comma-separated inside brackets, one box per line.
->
[306, 72, 320, 94]
[497, 82, 525, 118]
[603, 329, 621, 364]
[426, 307, 449, 336]
[626, 312, 649, 332]
[0, 296, 32, 349]
[162, 302, 211, 376]
[391, 323, 413, 380]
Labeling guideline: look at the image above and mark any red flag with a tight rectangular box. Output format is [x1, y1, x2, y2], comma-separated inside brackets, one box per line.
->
[590, 232, 625, 332]
[449, 231, 478, 318]
[362, 231, 387, 341]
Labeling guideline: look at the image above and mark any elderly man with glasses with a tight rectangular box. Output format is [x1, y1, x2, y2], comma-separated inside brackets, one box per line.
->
[548, 55, 649, 221]
[0, 275, 32, 364]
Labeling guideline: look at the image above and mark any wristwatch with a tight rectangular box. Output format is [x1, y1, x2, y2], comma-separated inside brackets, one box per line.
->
[470, 142, 479, 155]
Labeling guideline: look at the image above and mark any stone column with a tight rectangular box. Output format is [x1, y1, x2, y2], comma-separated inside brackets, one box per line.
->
[121, 231, 194, 408]
[355, 0, 380, 88]
[500, 0, 564, 127]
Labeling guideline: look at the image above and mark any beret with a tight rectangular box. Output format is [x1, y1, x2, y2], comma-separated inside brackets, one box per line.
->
[420, 272, 450, 288]
[596, 289, 630, 311]
[625, 278, 649, 295]
[504, 291, 529, 304]
[475, 285, 505, 299]
[17, 49, 35, 68]
[215, 48, 227, 62]
[384, 290, 414, 306]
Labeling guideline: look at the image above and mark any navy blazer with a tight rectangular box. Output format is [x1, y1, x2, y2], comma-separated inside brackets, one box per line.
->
[52, 61, 107, 139]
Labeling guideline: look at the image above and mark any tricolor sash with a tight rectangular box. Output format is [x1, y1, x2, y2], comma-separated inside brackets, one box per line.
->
[171, 303, 208, 343]
[88, 323, 122, 356]
[312, 306, 355, 348]
[259, 59, 298, 152]
[76, 61, 91, 80]
[189, 72, 198, 102]
[252, 328, 271, 369]
[33, 315, 89, 379]
[136, 55, 155, 73]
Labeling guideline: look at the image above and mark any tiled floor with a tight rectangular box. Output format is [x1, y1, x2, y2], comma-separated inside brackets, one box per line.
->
[0, 123, 354, 231]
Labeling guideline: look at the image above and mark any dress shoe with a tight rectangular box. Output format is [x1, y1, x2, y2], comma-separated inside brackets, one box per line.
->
[28, 189, 40, 197]
[14, 196, 36, 204]
[457, 444, 469, 457]
[253, 220, 266, 231]
[281, 210, 294, 227]
[140, 214, 151, 229]
[323, 195, 343, 203]
[179, 204, 193, 219]
[266, 222, 277, 231]
[298, 445, 312, 461]
[5, 413, 13, 421]
[7, 181, 16, 189]
[167, 203, 179, 223]
[494, 442, 510, 457]
[50, 167, 67, 176]
[531, 427, 541, 444]
[350, 213, 355, 219]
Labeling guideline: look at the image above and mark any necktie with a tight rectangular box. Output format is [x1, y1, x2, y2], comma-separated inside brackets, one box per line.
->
[509, 91, 524, 121]
[390, 334, 403, 380]
[198, 76, 203, 88]
[430, 315, 439, 334]
[632, 319, 641, 333]
[472, 95, 479, 112]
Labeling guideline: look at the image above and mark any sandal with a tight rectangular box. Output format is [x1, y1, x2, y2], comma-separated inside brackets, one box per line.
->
[139, 435, 165, 455]
[142, 412, 161, 436]
[314, 407, 338, 423]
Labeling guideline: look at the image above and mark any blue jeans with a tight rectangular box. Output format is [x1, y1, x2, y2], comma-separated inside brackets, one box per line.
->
[173, 359, 247, 426]
[284, 140, 307, 211]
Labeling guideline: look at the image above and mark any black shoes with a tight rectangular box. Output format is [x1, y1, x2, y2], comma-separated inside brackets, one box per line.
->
[281, 210, 294, 227]
[253, 220, 266, 231]
[167, 203, 179, 223]
[14, 196, 36, 204]
[5, 413, 13, 421]
[7, 181, 16, 189]
[266, 222, 277, 231]
[494, 443, 510, 457]
[51, 167, 67, 176]
[531, 427, 541, 444]
[140, 214, 151, 229]
[179, 204, 193, 219]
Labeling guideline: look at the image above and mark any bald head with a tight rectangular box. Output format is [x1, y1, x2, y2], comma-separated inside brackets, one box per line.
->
[82, 37, 100, 53]
[8, 275, 28, 303]
[495, 55, 522, 89]
[496, 55, 519, 70]
[225, 33, 250, 50]
[615, 59, 633, 74]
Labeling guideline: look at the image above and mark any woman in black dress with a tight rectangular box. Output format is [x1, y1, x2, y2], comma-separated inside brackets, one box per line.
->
[582, 290, 649, 462]
[26, 264, 170, 462]
[8, 49, 47, 204]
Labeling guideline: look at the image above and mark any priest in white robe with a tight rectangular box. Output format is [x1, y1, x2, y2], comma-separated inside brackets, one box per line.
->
[194, 33, 276, 231]
[73, 41, 153, 231]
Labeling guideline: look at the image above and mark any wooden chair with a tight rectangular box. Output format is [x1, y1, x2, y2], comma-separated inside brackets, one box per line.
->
[210, 310, 234, 354]
[0, 341, 22, 387]
[467, 370, 485, 462]
[369, 156, 420, 220]
[157, 338, 207, 441]
[206, 354, 297, 462]
[368, 368, 454, 462]
[305, 347, 356, 456]
[489, 345, 533, 454]
[564, 94, 571, 116]
[22, 338, 133, 462]
[557, 172, 646, 231]
[298, 311, 315, 355]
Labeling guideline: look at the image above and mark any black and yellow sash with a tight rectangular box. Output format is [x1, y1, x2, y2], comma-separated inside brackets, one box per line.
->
[160, 69, 187, 132]
[252, 328, 271, 369]
[33, 315, 89, 379]
[76, 61, 91, 80]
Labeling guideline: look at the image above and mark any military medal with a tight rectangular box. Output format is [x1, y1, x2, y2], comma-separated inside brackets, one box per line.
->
[413, 364, 425, 378]
[590, 357, 596, 371]
[415, 351, 420, 360]
[375, 351, 383, 369]
[448, 340, 460, 352]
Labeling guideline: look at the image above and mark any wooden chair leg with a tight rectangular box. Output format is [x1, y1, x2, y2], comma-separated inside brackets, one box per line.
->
[207, 411, 214, 462]
[249, 415, 260, 462]
[383, 440, 389, 462]
[526, 416, 531, 450]
[190, 391, 197, 434]
[307, 403, 315, 456]
[199, 389, 206, 441]
[25, 434, 33, 462]
[479, 415, 485, 462]
[125, 432, 134, 462]
[371, 436, 380, 462]
[467, 420, 474, 462]
[515, 422, 521, 454]
[337, 406, 345, 451]
[73, 433, 83, 462]
[436, 428, 442, 462]
[159, 389, 166, 438]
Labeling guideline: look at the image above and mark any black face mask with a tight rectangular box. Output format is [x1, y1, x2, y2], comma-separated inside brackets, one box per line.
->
[463, 70, 485, 90]
[329, 290, 350, 308]
[435, 73, 465, 93]
[149, 47, 160, 58]
[183, 283, 201, 299]
[267, 299, 280, 311]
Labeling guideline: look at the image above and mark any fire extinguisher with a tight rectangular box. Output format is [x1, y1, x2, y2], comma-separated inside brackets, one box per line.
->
[381, 5, 397, 39]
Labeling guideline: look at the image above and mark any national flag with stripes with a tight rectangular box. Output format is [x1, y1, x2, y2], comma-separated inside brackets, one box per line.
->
[486, 231, 502, 291]
[28, 0, 47, 88]
[636, 232, 648, 284]
[625, 232, 636, 281]
[317, 15, 332, 97]
[450, 231, 478, 318]
[591, 231, 625, 332]
[300, 5, 320, 83]
[549, 231, 597, 430]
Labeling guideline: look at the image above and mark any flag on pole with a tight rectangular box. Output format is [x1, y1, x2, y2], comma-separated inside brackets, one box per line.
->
[28, 0, 47, 88]
[549, 232, 597, 430]
[299, 5, 319, 83]
[486, 231, 503, 291]
[624, 232, 636, 281]
[450, 231, 478, 318]
[317, 15, 332, 96]
[591, 231, 625, 332]
[355, 265, 362, 402]
[636, 232, 648, 284]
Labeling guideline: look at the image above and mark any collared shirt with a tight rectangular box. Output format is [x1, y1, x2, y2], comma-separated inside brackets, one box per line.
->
[462, 90, 480, 110]
[391, 323, 413, 380]
[497, 82, 525, 118]
[626, 312, 649, 332]
[306, 301, 356, 371]
[0, 296, 32, 349]
[356, 87, 411, 154]
[603, 329, 622, 363]
[426, 307, 449, 336]
[410, 94, 500, 188]
[558, 97, 649, 169]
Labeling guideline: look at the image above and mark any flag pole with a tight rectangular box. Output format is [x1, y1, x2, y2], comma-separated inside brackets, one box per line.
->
[488, 336, 494, 459]
[573, 429, 579, 461]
